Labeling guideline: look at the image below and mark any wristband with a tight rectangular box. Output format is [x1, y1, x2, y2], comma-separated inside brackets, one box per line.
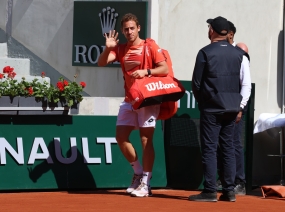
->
[147, 69, 151, 76]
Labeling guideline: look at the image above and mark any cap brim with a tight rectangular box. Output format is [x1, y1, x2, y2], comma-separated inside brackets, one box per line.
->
[206, 19, 213, 24]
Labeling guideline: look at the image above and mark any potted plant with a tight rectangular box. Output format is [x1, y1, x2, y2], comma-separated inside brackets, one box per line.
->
[44, 74, 86, 114]
[47, 75, 86, 107]
[0, 66, 86, 115]
[0, 66, 20, 114]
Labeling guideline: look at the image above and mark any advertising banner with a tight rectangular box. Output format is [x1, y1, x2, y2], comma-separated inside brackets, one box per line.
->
[0, 116, 166, 190]
[72, 1, 148, 67]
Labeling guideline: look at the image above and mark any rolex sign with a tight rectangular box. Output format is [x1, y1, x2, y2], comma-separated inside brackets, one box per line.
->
[72, 1, 148, 67]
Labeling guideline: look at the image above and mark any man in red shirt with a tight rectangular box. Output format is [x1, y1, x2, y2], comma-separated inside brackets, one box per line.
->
[98, 13, 168, 197]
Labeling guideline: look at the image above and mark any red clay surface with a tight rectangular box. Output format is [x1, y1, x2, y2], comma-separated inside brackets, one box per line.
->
[0, 189, 284, 212]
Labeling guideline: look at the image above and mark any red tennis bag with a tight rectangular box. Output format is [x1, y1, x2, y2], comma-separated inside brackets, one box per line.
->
[127, 39, 185, 120]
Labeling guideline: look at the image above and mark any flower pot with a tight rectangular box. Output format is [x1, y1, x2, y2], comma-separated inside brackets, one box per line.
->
[47, 98, 79, 115]
[0, 96, 19, 115]
[70, 102, 80, 115]
[58, 98, 79, 115]
[19, 97, 48, 107]
[46, 100, 69, 115]
[18, 97, 68, 115]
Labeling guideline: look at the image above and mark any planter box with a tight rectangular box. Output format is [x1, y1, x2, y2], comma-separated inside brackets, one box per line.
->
[0, 96, 19, 115]
[59, 99, 80, 115]
[70, 102, 80, 115]
[18, 97, 79, 115]
[18, 97, 67, 115]
[49, 99, 79, 115]
[0, 97, 79, 115]
[18, 96, 63, 115]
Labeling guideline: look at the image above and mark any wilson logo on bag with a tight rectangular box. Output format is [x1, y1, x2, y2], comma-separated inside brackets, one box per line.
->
[145, 81, 176, 91]
[127, 38, 185, 120]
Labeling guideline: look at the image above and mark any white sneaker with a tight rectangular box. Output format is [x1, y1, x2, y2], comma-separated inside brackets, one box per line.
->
[130, 181, 152, 197]
[126, 174, 142, 194]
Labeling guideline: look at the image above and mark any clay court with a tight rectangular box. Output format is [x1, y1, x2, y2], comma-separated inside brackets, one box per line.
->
[0, 188, 284, 212]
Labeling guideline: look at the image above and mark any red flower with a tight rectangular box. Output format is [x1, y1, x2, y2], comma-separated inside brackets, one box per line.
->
[8, 71, 16, 79]
[57, 81, 64, 88]
[3, 66, 8, 73]
[57, 81, 65, 92]
[3, 66, 14, 73]
[80, 82, 86, 88]
[41, 72, 46, 77]
[28, 87, 33, 95]
[63, 80, 69, 86]
[0, 73, 4, 79]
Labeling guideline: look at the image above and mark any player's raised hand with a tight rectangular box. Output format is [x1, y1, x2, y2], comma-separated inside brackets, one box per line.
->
[104, 30, 119, 49]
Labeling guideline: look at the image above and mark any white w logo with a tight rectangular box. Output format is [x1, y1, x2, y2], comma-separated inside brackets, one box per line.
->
[145, 83, 156, 91]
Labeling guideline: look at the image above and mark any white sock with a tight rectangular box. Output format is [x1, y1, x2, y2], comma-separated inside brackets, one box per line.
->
[142, 172, 152, 186]
[130, 160, 143, 175]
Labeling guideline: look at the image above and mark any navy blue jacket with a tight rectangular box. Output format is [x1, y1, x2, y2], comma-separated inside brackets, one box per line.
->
[192, 40, 244, 113]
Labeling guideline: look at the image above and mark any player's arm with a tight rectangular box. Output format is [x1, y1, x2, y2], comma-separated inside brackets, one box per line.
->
[130, 60, 168, 78]
[149, 60, 168, 76]
[98, 48, 116, 66]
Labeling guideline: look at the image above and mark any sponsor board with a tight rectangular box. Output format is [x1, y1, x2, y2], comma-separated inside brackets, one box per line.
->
[0, 116, 166, 190]
[72, 1, 148, 67]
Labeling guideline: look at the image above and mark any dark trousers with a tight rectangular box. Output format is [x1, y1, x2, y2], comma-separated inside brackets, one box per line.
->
[217, 115, 246, 185]
[200, 112, 236, 192]
[233, 116, 245, 184]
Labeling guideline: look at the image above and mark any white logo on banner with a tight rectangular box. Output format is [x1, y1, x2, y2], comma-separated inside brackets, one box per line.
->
[99, 7, 118, 36]
[0, 137, 117, 165]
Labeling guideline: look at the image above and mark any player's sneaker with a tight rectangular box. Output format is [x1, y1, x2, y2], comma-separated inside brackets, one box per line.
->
[126, 174, 142, 194]
[130, 181, 152, 197]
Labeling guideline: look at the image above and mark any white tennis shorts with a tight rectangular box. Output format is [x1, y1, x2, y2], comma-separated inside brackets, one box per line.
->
[116, 101, 160, 129]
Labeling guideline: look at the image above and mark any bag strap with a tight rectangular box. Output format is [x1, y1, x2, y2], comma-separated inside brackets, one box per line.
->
[142, 39, 155, 71]
[142, 42, 148, 70]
